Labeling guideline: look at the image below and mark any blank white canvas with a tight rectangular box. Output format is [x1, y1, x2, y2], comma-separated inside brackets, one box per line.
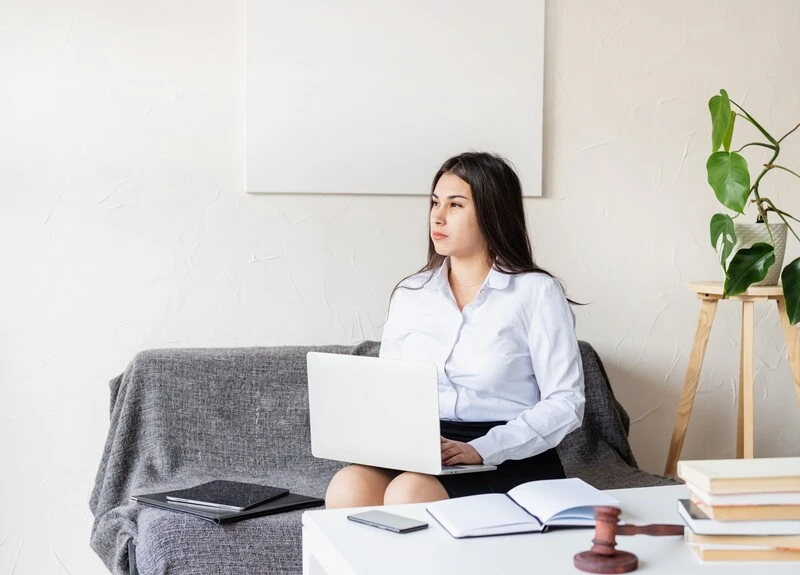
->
[246, 1, 545, 196]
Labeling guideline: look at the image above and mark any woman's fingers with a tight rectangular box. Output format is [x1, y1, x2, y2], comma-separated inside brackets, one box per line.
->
[442, 441, 470, 463]
[441, 446, 460, 459]
[442, 441, 462, 465]
[441, 442, 458, 455]
[443, 442, 482, 465]
[444, 453, 464, 465]
[441, 439, 465, 459]
[441, 438, 483, 465]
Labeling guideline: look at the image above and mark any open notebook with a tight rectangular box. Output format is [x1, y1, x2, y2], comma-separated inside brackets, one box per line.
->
[427, 478, 620, 538]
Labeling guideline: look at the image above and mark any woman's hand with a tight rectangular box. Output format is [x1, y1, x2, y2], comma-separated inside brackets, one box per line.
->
[440, 437, 483, 466]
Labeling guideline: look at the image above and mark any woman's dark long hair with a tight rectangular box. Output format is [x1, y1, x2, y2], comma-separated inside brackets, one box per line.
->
[390, 151, 580, 305]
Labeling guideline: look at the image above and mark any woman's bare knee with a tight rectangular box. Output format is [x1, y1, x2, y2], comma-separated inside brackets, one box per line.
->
[383, 472, 449, 505]
[325, 464, 398, 509]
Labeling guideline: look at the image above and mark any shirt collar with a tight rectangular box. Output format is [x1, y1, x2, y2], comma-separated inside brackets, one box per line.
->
[430, 257, 511, 291]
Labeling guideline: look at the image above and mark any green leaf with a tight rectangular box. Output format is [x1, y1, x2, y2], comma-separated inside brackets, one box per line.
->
[724, 243, 775, 296]
[723, 111, 736, 152]
[710, 213, 736, 271]
[709, 90, 732, 152]
[707, 151, 751, 213]
[781, 257, 800, 325]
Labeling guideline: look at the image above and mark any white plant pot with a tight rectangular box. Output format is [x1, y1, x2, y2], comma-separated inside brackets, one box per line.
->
[730, 222, 788, 286]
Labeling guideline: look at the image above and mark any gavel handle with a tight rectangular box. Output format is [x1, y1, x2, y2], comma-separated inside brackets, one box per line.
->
[616, 523, 685, 537]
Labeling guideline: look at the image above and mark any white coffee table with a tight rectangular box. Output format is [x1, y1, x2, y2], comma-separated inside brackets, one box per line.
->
[302, 484, 800, 574]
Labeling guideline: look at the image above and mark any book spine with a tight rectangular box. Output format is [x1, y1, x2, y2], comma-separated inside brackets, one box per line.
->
[691, 545, 800, 562]
[686, 531, 800, 548]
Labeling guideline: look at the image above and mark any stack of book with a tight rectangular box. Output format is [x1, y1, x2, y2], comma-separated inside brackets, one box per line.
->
[677, 457, 800, 562]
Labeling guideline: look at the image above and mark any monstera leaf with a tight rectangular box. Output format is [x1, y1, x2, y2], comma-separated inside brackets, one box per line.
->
[724, 242, 775, 297]
[709, 89, 732, 152]
[781, 257, 800, 325]
[723, 111, 736, 152]
[707, 151, 751, 214]
[710, 213, 736, 272]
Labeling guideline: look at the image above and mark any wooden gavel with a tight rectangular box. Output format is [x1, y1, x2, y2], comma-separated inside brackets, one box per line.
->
[573, 506, 685, 574]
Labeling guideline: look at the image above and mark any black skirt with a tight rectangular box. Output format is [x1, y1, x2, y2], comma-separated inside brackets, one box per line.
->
[437, 420, 566, 498]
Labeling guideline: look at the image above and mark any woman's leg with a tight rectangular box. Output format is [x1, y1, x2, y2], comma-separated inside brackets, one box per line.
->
[325, 464, 400, 509]
[383, 472, 449, 505]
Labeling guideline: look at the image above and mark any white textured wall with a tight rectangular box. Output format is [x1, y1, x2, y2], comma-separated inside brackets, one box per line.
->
[2, 0, 799, 572]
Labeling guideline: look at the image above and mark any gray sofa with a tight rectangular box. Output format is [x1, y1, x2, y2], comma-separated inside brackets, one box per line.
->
[89, 340, 677, 575]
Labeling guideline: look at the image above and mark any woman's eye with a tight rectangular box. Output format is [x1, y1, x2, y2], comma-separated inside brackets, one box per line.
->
[451, 203, 462, 208]
[431, 201, 439, 207]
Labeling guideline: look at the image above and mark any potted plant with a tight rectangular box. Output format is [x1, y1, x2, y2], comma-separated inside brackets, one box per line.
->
[707, 88, 800, 324]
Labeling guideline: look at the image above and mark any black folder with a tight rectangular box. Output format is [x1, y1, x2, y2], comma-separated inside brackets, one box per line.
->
[131, 489, 324, 524]
[164, 480, 289, 511]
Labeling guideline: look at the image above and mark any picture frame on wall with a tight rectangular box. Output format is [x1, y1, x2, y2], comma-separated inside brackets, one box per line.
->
[246, 1, 545, 196]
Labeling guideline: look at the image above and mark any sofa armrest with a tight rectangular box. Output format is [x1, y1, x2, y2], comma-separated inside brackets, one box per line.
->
[557, 342, 679, 489]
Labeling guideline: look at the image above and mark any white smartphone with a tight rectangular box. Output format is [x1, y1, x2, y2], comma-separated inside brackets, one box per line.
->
[346, 510, 429, 533]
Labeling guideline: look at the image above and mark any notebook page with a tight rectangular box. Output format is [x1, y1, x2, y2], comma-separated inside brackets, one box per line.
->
[426, 493, 543, 537]
[507, 478, 620, 525]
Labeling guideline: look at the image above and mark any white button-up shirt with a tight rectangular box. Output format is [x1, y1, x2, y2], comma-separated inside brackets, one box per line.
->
[379, 258, 585, 466]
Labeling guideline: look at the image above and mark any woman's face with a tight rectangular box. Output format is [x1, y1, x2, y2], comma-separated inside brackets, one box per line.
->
[430, 173, 487, 259]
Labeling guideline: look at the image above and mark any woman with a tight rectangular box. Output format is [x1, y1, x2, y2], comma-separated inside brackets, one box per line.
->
[325, 152, 585, 508]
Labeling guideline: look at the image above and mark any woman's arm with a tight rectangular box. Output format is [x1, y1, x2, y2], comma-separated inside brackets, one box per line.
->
[378, 292, 407, 360]
[468, 279, 585, 466]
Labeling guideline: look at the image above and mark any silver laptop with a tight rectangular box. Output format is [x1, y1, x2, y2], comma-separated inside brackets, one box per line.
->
[306, 352, 497, 476]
